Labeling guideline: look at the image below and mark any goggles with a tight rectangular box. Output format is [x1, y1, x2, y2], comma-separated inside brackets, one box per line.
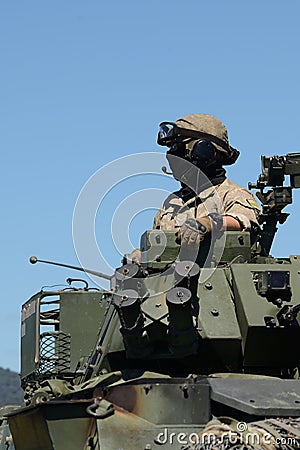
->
[157, 122, 191, 147]
[157, 121, 240, 165]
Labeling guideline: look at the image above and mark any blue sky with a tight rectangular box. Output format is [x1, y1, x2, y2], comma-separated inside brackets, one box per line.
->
[1, 1, 300, 371]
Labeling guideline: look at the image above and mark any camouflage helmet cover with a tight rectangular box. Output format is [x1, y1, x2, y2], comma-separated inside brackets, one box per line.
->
[175, 113, 239, 165]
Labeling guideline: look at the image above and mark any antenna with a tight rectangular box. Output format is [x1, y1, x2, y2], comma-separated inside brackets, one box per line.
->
[29, 256, 111, 280]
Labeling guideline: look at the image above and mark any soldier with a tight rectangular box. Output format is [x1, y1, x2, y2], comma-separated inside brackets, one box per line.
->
[155, 113, 260, 247]
[126, 113, 260, 265]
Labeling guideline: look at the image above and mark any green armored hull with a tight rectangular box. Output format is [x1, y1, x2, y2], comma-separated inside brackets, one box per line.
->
[2, 153, 300, 450]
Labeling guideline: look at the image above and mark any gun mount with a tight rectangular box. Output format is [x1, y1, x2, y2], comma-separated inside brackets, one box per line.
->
[2, 154, 300, 450]
[249, 153, 300, 256]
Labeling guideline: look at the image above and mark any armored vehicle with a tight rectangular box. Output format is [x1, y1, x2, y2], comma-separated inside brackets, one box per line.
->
[1, 153, 300, 450]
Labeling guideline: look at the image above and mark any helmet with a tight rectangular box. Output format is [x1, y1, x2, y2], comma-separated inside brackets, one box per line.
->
[158, 113, 239, 166]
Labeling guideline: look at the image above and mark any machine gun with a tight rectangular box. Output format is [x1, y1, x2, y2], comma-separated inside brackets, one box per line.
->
[249, 153, 300, 256]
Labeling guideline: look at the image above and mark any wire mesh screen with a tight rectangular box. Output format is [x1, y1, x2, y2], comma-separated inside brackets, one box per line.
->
[38, 331, 71, 375]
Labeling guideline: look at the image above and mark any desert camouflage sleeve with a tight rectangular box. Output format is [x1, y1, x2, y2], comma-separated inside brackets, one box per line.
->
[222, 183, 260, 230]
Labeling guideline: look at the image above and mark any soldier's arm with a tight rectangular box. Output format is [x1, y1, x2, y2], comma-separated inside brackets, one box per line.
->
[223, 189, 261, 231]
[222, 215, 242, 231]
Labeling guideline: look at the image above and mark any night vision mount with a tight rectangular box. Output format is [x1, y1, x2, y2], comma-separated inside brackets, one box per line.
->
[249, 153, 300, 256]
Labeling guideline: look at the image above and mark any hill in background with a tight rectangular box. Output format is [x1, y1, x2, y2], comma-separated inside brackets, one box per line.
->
[0, 368, 23, 406]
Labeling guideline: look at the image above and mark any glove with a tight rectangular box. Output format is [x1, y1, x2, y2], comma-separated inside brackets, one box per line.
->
[208, 213, 224, 233]
[180, 217, 213, 246]
[122, 248, 142, 265]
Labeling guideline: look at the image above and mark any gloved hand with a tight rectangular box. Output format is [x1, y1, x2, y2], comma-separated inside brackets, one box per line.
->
[208, 213, 224, 233]
[122, 248, 142, 265]
[180, 216, 213, 246]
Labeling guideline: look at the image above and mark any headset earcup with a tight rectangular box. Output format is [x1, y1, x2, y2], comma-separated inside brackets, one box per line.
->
[191, 140, 217, 168]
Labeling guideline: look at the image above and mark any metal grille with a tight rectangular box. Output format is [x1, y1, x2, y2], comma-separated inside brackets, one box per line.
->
[38, 331, 71, 374]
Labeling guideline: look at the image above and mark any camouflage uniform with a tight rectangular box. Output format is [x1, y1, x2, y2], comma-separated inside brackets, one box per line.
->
[125, 114, 260, 265]
[155, 113, 260, 234]
[153, 178, 260, 232]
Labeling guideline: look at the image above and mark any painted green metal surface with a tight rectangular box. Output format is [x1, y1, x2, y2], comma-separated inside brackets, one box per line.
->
[4, 153, 300, 449]
[59, 291, 111, 373]
[21, 294, 40, 378]
[231, 260, 300, 367]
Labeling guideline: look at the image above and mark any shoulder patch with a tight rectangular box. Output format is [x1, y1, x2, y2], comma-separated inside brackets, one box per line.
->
[246, 198, 260, 210]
